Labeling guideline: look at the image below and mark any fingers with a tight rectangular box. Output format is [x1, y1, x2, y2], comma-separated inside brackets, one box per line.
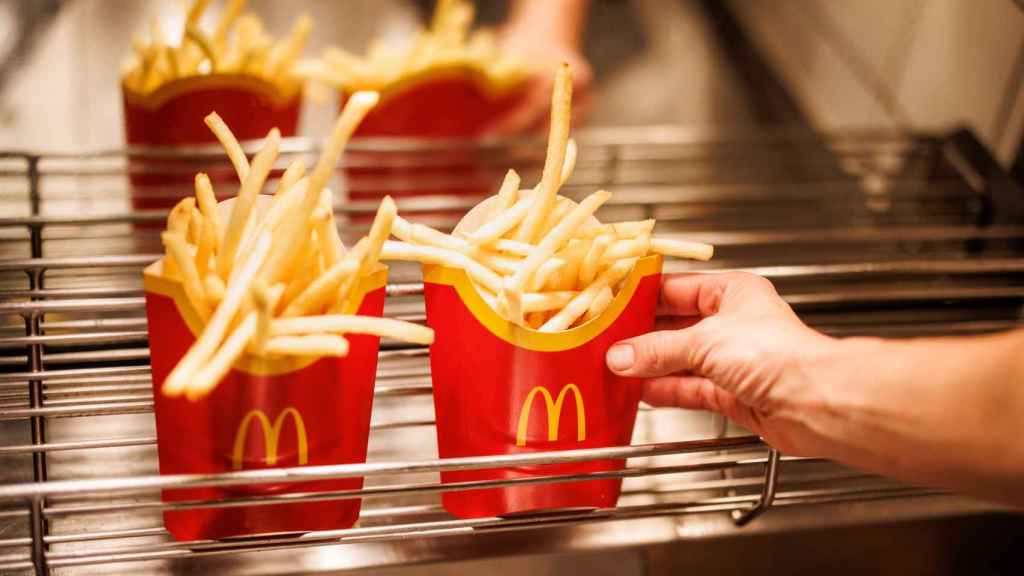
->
[606, 327, 706, 378]
[642, 375, 763, 435]
[656, 272, 730, 317]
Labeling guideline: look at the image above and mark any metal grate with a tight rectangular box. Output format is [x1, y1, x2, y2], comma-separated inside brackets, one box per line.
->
[0, 126, 1021, 574]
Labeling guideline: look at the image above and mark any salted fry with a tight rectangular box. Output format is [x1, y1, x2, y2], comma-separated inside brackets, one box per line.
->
[195, 215, 216, 278]
[282, 256, 359, 318]
[204, 274, 225, 307]
[271, 315, 434, 345]
[508, 189, 611, 294]
[214, 0, 247, 47]
[313, 203, 345, 267]
[187, 312, 256, 400]
[193, 173, 223, 245]
[216, 128, 281, 279]
[382, 241, 502, 293]
[188, 208, 203, 244]
[581, 286, 614, 323]
[204, 112, 250, 182]
[465, 194, 534, 246]
[492, 238, 533, 257]
[274, 160, 306, 197]
[651, 237, 714, 262]
[162, 232, 211, 320]
[490, 169, 521, 217]
[251, 280, 272, 354]
[185, 24, 218, 71]
[577, 219, 656, 240]
[164, 231, 271, 396]
[529, 258, 564, 292]
[541, 259, 636, 332]
[580, 234, 612, 285]
[361, 196, 396, 275]
[560, 138, 578, 187]
[167, 197, 195, 235]
[516, 63, 572, 243]
[603, 235, 651, 261]
[264, 334, 349, 358]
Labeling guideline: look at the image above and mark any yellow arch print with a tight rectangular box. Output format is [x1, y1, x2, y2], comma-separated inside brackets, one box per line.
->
[516, 384, 586, 447]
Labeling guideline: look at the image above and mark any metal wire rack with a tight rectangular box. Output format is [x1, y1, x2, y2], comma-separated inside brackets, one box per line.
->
[0, 126, 1021, 574]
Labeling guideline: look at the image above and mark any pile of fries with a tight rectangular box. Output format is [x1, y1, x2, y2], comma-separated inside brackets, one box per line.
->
[123, 0, 312, 96]
[159, 91, 433, 401]
[312, 0, 528, 94]
[381, 64, 714, 331]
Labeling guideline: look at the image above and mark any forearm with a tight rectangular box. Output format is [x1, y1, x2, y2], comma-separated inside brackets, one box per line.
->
[507, 0, 589, 47]
[806, 330, 1024, 505]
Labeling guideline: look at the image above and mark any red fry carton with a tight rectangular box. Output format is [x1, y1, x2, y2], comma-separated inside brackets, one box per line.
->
[123, 75, 302, 214]
[342, 66, 530, 220]
[143, 258, 385, 541]
[422, 202, 663, 518]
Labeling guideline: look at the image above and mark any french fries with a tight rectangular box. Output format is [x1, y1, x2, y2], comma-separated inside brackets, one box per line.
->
[158, 95, 434, 400]
[123, 0, 311, 97]
[313, 0, 528, 94]
[379, 64, 715, 331]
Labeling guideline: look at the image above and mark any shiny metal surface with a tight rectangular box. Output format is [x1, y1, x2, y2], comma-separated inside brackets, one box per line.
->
[0, 128, 1021, 574]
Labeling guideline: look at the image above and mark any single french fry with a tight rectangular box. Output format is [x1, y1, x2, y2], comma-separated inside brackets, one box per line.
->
[360, 196, 396, 276]
[508, 189, 611, 294]
[529, 258, 564, 292]
[490, 169, 521, 217]
[313, 203, 345, 266]
[167, 197, 195, 236]
[539, 196, 574, 242]
[306, 91, 380, 212]
[526, 291, 577, 313]
[551, 238, 589, 291]
[473, 251, 527, 275]
[501, 285, 523, 326]
[216, 127, 281, 279]
[579, 234, 612, 286]
[193, 173, 223, 247]
[541, 258, 635, 332]
[581, 285, 614, 323]
[204, 273, 226, 307]
[195, 214, 216, 279]
[603, 235, 651, 261]
[204, 112, 250, 182]
[650, 237, 715, 262]
[560, 138, 578, 187]
[465, 194, 534, 246]
[271, 315, 434, 345]
[392, 215, 470, 254]
[264, 334, 349, 358]
[163, 232, 271, 396]
[274, 159, 306, 197]
[516, 63, 572, 243]
[381, 241, 502, 293]
[186, 312, 257, 400]
[492, 238, 533, 256]
[187, 207, 203, 244]
[577, 219, 656, 240]
[162, 232, 211, 320]
[329, 238, 371, 313]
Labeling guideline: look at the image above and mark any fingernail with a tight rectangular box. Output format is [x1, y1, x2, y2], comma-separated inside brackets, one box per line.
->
[607, 344, 635, 372]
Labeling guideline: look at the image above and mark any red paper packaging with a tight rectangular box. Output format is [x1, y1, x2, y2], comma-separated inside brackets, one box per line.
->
[422, 200, 663, 518]
[143, 201, 383, 540]
[123, 75, 302, 214]
[342, 66, 530, 219]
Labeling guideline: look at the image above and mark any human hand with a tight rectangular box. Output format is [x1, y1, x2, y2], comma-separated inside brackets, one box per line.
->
[606, 272, 838, 456]
[485, 0, 594, 136]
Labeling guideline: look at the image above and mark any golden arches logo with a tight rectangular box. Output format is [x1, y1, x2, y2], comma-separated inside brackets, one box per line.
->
[232, 407, 309, 470]
[515, 384, 586, 447]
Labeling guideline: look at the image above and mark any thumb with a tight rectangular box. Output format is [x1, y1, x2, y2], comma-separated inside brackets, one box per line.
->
[606, 327, 706, 378]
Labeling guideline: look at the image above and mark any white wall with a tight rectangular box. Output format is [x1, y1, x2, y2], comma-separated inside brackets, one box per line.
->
[727, 0, 1024, 167]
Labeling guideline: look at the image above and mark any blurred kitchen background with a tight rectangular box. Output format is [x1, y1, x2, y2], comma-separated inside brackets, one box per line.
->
[0, 0, 1019, 175]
